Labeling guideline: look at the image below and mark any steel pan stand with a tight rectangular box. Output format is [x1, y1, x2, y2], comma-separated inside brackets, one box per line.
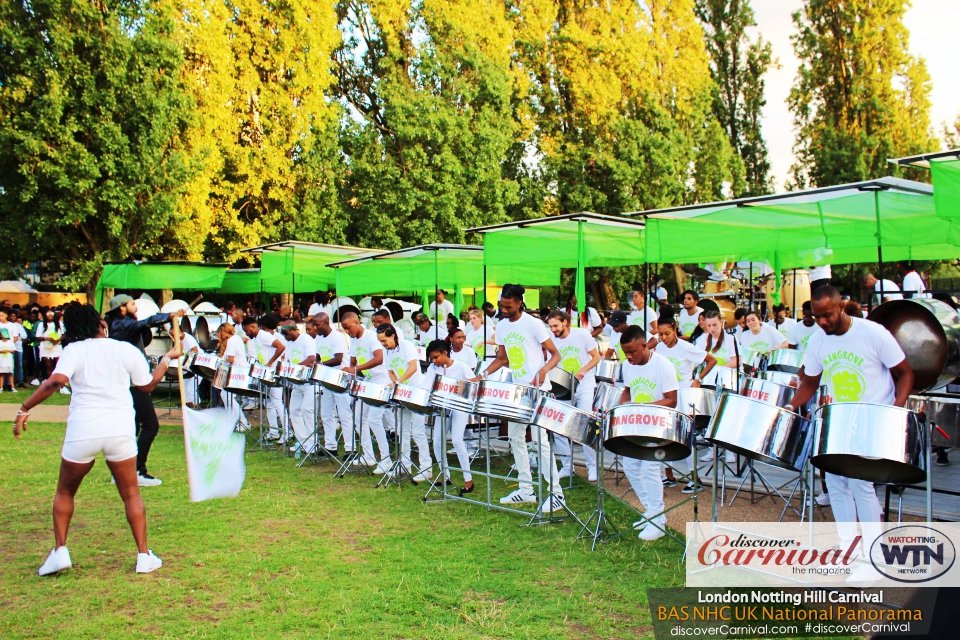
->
[249, 383, 272, 452]
[379, 404, 417, 487]
[335, 397, 374, 477]
[576, 413, 619, 549]
[525, 426, 584, 528]
[298, 386, 335, 468]
[422, 409, 451, 502]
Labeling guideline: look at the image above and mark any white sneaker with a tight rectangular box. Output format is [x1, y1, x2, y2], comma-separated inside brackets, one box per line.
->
[587, 470, 598, 482]
[59, 387, 70, 395]
[815, 493, 831, 507]
[499, 489, 537, 505]
[137, 473, 162, 487]
[539, 495, 567, 514]
[700, 451, 714, 462]
[38, 546, 72, 576]
[557, 466, 572, 479]
[638, 523, 666, 541]
[631, 515, 649, 531]
[413, 470, 433, 482]
[136, 550, 163, 573]
[30, 379, 40, 386]
[373, 458, 392, 475]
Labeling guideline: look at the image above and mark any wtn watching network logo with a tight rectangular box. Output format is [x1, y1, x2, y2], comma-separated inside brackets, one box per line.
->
[870, 526, 957, 583]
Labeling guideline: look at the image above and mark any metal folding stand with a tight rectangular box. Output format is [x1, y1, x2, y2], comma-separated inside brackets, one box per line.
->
[335, 397, 374, 477]
[248, 383, 271, 451]
[525, 427, 584, 527]
[883, 420, 938, 522]
[576, 413, 619, 549]
[378, 404, 418, 487]
[297, 386, 337, 468]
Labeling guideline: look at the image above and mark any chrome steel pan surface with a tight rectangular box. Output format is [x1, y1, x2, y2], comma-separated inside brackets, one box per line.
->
[707, 393, 811, 472]
[812, 402, 925, 484]
[310, 365, 352, 393]
[754, 370, 799, 387]
[532, 396, 599, 446]
[548, 368, 577, 401]
[474, 380, 542, 422]
[224, 362, 259, 397]
[190, 352, 222, 380]
[676, 387, 719, 430]
[603, 404, 693, 461]
[431, 375, 478, 413]
[393, 384, 436, 415]
[907, 394, 960, 449]
[250, 362, 278, 386]
[278, 362, 310, 385]
[593, 382, 630, 413]
[354, 380, 394, 407]
[595, 360, 622, 383]
[739, 378, 797, 409]
[766, 348, 805, 374]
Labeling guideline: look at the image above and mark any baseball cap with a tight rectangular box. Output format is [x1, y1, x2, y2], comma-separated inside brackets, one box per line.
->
[107, 294, 134, 312]
[609, 311, 628, 326]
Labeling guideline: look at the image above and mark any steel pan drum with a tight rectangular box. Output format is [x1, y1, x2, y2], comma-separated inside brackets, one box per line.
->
[767, 348, 805, 374]
[354, 380, 394, 407]
[393, 383, 436, 415]
[739, 378, 797, 409]
[548, 368, 577, 401]
[812, 403, 925, 484]
[195, 315, 224, 350]
[224, 362, 258, 397]
[707, 394, 811, 472]
[485, 368, 514, 383]
[676, 387, 718, 430]
[595, 360, 622, 383]
[310, 365, 352, 393]
[279, 362, 310, 385]
[431, 375, 478, 413]
[532, 396, 598, 446]
[250, 362, 278, 386]
[603, 404, 693, 461]
[740, 347, 768, 374]
[868, 298, 960, 391]
[190, 352, 222, 380]
[906, 394, 960, 449]
[755, 370, 800, 387]
[703, 366, 740, 391]
[474, 380, 542, 423]
[593, 382, 630, 413]
[180, 315, 199, 337]
[212, 362, 230, 390]
[165, 351, 197, 381]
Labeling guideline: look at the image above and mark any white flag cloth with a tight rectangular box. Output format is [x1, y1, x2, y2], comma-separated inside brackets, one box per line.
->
[182, 406, 246, 502]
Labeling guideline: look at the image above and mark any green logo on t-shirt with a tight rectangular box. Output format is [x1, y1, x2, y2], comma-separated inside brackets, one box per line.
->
[503, 331, 528, 374]
[389, 355, 407, 376]
[628, 375, 657, 404]
[666, 356, 683, 382]
[823, 350, 867, 401]
[559, 346, 582, 374]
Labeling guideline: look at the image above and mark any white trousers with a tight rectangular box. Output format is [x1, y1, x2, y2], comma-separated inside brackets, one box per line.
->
[356, 401, 391, 463]
[623, 458, 666, 525]
[320, 389, 352, 451]
[432, 410, 473, 482]
[184, 377, 197, 405]
[397, 408, 432, 472]
[384, 407, 397, 434]
[566, 384, 597, 474]
[508, 421, 563, 497]
[289, 385, 318, 452]
[265, 386, 283, 431]
[826, 473, 882, 558]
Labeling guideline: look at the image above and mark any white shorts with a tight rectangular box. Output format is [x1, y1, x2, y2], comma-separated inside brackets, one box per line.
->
[61, 436, 138, 464]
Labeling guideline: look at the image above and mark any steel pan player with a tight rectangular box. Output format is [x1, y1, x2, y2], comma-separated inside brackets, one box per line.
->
[279, 319, 318, 455]
[306, 314, 351, 458]
[785, 285, 914, 582]
[617, 325, 679, 541]
[479, 284, 565, 513]
[424, 339, 476, 494]
[546, 311, 602, 481]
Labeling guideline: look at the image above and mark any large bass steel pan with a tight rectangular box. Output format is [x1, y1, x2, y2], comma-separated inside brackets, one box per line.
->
[603, 404, 693, 461]
[707, 394, 811, 472]
[868, 298, 960, 391]
[676, 387, 718, 430]
[548, 368, 577, 401]
[739, 378, 796, 409]
[532, 396, 598, 446]
[767, 348, 805, 374]
[195, 315, 224, 350]
[811, 403, 925, 484]
[906, 394, 960, 449]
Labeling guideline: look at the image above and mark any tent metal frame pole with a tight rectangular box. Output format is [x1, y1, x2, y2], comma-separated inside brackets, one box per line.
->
[749, 264, 754, 310]
[434, 251, 439, 340]
[643, 262, 648, 329]
[792, 269, 797, 319]
[874, 191, 884, 312]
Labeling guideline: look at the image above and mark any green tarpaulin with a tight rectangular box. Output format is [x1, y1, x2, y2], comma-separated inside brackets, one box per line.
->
[330, 245, 557, 297]
[931, 158, 960, 222]
[95, 262, 227, 311]
[217, 269, 263, 295]
[249, 242, 384, 294]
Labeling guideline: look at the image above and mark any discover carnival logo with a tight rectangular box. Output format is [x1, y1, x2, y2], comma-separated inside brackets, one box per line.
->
[697, 534, 862, 572]
[869, 525, 957, 583]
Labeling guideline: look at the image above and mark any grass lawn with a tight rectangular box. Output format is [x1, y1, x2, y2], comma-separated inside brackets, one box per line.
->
[1, 422, 686, 639]
[2, 387, 72, 406]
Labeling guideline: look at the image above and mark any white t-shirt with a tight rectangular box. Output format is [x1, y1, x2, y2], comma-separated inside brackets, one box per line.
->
[787, 321, 822, 352]
[808, 265, 832, 281]
[2, 322, 26, 352]
[677, 307, 704, 337]
[384, 339, 422, 387]
[429, 299, 455, 324]
[181, 332, 200, 353]
[349, 328, 387, 382]
[571, 307, 602, 331]
[621, 352, 679, 404]
[766, 318, 797, 340]
[36, 320, 65, 358]
[465, 326, 495, 360]
[803, 317, 906, 404]
[422, 359, 474, 391]
[53, 338, 153, 442]
[901, 271, 930, 298]
[873, 280, 903, 305]
[222, 334, 248, 363]
[416, 322, 448, 346]
[450, 344, 478, 370]
[695, 332, 739, 386]
[495, 312, 552, 387]
[655, 339, 707, 388]
[626, 310, 658, 337]
[283, 333, 316, 364]
[307, 303, 332, 318]
[739, 324, 787, 355]
[552, 327, 598, 389]
[315, 330, 347, 364]
[252, 330, 280, 365]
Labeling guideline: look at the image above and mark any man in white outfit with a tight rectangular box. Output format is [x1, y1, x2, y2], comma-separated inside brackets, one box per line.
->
[279, 320, 318, 455]
[306, 315, 352, 457]
[242, 315, 286, 441]
[787, 285, 914, 586]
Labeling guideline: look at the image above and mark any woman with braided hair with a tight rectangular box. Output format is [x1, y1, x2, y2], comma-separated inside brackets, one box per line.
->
[13, 303, 180, 576]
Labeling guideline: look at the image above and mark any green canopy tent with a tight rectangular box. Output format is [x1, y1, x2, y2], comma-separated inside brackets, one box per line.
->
[889, 149, 960, 223]
[630, 177, 960, 307]
[94, 262, 227, 312]
[329, 244, 558, 339]
[242, 241, 384, 294]
[217, 269, 263, 295]
[469, 213, 647, 328]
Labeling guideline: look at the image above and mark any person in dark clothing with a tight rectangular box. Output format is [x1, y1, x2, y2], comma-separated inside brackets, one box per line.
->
[105, 295, 187, 486]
